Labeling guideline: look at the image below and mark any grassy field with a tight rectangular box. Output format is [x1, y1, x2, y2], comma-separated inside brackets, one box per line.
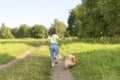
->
[0, 39, 41, 64]
[60, 39, 120, 80]
[0, 38, 120, 80]
[0, 45, 51, 80]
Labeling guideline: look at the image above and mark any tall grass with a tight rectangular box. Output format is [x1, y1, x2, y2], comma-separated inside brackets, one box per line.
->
[0, 38, 119, 80]
[0, 39, 42, 64]
[0, 45, 51, 80]
[60, 39, 120, 80]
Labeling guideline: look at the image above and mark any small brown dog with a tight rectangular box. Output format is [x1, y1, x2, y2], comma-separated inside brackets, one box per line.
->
[64, 53, 78, 69]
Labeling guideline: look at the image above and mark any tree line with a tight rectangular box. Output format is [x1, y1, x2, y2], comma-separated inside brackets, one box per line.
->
[1, 0, 120, 39]
[67, 0, 120, 38]
[0, 19, 67, 39]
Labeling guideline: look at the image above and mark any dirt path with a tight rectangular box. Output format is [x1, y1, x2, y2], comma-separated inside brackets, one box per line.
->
[0, 47, 36, 71]
[51, 59, 75, 80]
[0, 43, 76, 80]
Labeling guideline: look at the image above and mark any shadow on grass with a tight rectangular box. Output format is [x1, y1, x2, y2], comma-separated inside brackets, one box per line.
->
[59, 39, 80, 46]
[0, 53, 15, 65]
[0, 53, 51, 80]
[78, 38, 120, 44]
[59, 38, 120, 47]
[0, 40, 42, 47]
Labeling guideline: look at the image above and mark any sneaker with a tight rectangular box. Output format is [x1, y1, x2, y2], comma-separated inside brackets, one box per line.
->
[58, 54, 62, 59]
[54, 56, 58, 64]
[51, 62, 55, 67]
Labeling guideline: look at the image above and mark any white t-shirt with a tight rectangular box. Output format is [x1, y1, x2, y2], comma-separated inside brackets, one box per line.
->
[48, 34, 59, 44]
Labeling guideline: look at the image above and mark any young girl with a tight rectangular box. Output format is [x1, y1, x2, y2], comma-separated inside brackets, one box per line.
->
[47, 27, 63, 67]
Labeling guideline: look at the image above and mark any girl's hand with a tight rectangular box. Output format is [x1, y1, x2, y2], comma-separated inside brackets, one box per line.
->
[59, 37, 65, 41]
[62, 37, 65, 40]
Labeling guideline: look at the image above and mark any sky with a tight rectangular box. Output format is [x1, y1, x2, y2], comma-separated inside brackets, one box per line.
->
[0, 0, 81, 28]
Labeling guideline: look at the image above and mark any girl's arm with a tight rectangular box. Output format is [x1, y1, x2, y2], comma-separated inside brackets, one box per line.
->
[46, 39, 50, 43]
[57, 37, 65, 41]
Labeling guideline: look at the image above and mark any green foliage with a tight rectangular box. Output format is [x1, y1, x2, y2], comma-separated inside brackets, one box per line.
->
[0, 23, 15, 39]
[0, 23, 47, 39]
[17, 24, 31, 38]
[67, 10, 77, 36]
[52, 19, 67, 37]
[98, 0, 120, 37]
[11, 27, 19, 38]
[30, 24, 47, 38]
[67, 0, 120, 38]
[0, 19, 67, 39]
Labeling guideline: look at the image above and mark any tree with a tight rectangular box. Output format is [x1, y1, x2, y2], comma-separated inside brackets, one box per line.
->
[67, 0, 120, 38]
[0, 23, 14, 39]
[52, 19, 67, 37]
[17, 24, 31, 38]
[30, 24, 47, 38]
[98, 0, 120, 37]
[67, 10, 76, 36]
[11, 27, 19, 38]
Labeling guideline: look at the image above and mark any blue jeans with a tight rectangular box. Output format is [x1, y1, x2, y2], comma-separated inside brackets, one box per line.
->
[49, 43, 59, 62]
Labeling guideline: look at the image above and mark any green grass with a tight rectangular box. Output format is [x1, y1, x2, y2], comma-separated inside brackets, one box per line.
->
[0, 38, 120, 80]
[0, 45, 51, 80]
[0, 38, 42, 64]
[60, 39, 120, 80]
[74, 49, 120, 80]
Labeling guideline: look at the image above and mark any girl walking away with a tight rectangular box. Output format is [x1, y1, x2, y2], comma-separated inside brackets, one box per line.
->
[47, 27, 64, 67]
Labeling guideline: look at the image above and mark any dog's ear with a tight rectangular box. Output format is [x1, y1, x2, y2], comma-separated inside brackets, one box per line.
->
[71, 57, 75, 63]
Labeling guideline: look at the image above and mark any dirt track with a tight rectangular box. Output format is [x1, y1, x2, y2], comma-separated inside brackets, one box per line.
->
[0, 46, 75, 80]
[0, 47, 36, 71]
[50, 59, 75, 80]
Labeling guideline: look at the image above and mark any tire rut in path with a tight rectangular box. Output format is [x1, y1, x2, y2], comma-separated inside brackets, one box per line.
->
[0, 47, 36, 71]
